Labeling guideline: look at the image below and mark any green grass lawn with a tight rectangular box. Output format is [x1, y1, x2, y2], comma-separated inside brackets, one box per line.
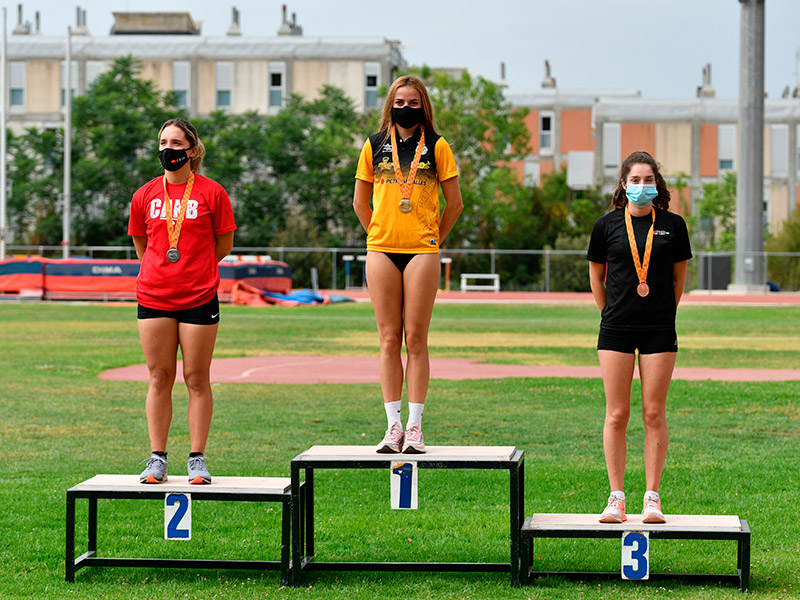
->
[1, 301, 798, 599]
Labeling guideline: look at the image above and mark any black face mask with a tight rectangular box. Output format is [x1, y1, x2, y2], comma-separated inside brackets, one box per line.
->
[158, 147, 191, 172]
[392, 106, 424, 130]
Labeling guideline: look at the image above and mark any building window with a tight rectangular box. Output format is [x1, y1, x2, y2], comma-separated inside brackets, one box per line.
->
[85, 61, 106, 90]
[215, 61, 233, 111]
[523, 158, 540, 186]
[718, 123, 735, 172]
[269, 61, 286, 110]
[539, 111, 554, 153]
[365, 62, 380, 108]
[172, 61, 190, 108]
[60, 60, 78, 106]
[602, 122, 621, 174]
[9, 61, 25, 110]
[770, 124, 788, 178]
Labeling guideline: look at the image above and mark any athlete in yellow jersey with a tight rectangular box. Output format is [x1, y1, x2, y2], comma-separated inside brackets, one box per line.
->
[353, 75, 463, 454]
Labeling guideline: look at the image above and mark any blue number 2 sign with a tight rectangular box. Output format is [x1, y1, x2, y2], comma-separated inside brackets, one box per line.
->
[390, 461, 418, 509]
[621, 531, 649, 580]
[165, 493, 192, 540]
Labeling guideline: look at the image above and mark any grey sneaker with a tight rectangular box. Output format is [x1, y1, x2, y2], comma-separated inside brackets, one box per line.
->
[188, 455, 212, 484]
[139, 454, 168, 484]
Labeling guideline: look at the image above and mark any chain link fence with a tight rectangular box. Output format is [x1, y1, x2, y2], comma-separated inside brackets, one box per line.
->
[6, 245, 800, 292]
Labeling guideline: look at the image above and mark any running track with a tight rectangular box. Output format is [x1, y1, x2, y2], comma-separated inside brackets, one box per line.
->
[99, 291, 800, 384]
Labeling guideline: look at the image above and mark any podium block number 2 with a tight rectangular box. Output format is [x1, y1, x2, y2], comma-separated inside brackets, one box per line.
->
[390, 461, 418, 509]
[165, 493, 191, 540]
[621, 531, 649, 580]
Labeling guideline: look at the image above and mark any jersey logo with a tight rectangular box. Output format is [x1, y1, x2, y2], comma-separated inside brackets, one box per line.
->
[429, 239, 437, 245]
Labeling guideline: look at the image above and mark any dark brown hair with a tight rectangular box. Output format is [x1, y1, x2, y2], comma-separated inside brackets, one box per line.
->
[610, 151, 670, 210]
[158, 118, 206, 172]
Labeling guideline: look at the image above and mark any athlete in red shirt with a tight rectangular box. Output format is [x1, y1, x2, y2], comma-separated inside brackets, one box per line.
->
[128, 118, 236, 484]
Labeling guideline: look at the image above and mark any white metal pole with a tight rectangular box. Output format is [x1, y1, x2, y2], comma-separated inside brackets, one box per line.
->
[0, 8, 7, 261]
[62, 26, 71, 258]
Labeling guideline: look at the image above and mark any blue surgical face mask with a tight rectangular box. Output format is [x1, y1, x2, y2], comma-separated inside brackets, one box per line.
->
[626, 184, 658, 207]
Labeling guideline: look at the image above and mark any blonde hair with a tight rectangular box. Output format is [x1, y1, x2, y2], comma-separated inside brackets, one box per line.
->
[377, 75, 437, 144]
[158, 118, 206, 172]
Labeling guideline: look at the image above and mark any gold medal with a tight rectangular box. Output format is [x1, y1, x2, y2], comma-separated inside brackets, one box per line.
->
[390, 125, 425, 214]
[162, 172, 195, 264]
[624, 207, 655, 299]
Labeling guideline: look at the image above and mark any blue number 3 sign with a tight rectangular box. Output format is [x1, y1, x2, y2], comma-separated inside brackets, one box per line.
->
[621, 531, 649, 580]
[165, 493, 192, 540]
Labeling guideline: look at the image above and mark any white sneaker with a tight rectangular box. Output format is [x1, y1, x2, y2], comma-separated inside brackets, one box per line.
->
[642, 494, 666, 523]
[599, 494, 626, 523]
[376, 422, 404, 453]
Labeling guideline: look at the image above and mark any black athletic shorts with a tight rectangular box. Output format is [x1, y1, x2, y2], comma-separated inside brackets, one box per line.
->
[137, 295, 220, 325]
[597, 326, 678, 354]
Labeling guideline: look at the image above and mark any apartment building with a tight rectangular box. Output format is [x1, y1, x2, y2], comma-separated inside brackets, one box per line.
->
[5, 6, 406, 131]
[507, 64, 800, 233]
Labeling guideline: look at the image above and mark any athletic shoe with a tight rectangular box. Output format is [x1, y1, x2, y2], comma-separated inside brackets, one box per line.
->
[188, 455, 212, 484]
[376, 422, 404, 453]
[642, 494, 666, 523]
[402, 424, 427, 454]
[599, 494, 626, 523]
[139, 454, 168, 484]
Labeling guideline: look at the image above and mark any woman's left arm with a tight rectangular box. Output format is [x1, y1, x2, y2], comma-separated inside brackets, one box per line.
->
[673, 260, 688, 306]
[438, 176, 463, 244]
[215, 231, 234, 262]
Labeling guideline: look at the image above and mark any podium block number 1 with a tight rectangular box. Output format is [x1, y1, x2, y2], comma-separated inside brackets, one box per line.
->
[390, 461, 418, 509]
[165, 493, 191, 540]
[621, 531, 649, 580]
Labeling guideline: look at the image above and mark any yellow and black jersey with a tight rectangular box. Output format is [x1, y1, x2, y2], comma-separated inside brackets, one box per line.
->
[356, 125, 459, 253]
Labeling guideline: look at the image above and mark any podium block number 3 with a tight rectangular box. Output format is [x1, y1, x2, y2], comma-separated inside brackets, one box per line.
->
[621, 531, 649, 580]
[390, 461, 418, 509]
[165, 493, 191, 540]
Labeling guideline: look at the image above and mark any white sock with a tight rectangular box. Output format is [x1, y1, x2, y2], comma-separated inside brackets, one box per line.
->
[644, 490, 660, 501]
[384, 400, 401, 427]
[407, 402, 424, 428]
[610, 490, 625, 501]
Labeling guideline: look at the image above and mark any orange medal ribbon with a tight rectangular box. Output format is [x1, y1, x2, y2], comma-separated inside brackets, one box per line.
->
[624, 207, 655, 298]
[162, 172, 195, 262]
[390, 125, 425, 214]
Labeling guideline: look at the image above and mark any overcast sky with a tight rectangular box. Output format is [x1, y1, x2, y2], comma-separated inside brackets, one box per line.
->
[9, 0, 800, 100]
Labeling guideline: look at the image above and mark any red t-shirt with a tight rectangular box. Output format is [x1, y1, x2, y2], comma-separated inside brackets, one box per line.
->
[128, 173, 236, 311]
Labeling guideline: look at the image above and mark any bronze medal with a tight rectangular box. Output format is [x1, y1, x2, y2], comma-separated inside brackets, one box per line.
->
[390, 125, 425, 214]
[167, 248, 180, 263]
[624, 207, 655, 299]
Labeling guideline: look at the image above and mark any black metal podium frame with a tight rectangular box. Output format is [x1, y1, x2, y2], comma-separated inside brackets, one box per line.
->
[65, 475, 297, 585]
[290, 446, 525, 586]
[520, 514, 751, 591]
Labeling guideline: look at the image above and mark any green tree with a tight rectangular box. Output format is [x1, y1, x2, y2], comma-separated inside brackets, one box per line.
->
[766, 208, 800, 291]
[689, 172, 737, 251]
[410, 67, 531, 250]
[7, 127, 63, 244]
[70, 55, 181, 246]
[199, 86, 365, 247]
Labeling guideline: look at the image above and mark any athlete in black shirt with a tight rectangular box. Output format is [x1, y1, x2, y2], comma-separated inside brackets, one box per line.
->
[587, 151, 692, 524]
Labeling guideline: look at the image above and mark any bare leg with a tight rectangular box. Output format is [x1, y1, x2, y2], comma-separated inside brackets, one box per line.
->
[638, 352, 677, 492]
[178, 322, 219, 454]
[598, 350, 635, 491]
[401, 254, 440, 406]
[365, 251, 404, 405]
[138, 318, 179, 453]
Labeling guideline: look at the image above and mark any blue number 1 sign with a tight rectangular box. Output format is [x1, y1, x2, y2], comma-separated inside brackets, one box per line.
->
[390, 461, 418, 509]
[621, 531, 649, 580]
[165, 493, 192, 540]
